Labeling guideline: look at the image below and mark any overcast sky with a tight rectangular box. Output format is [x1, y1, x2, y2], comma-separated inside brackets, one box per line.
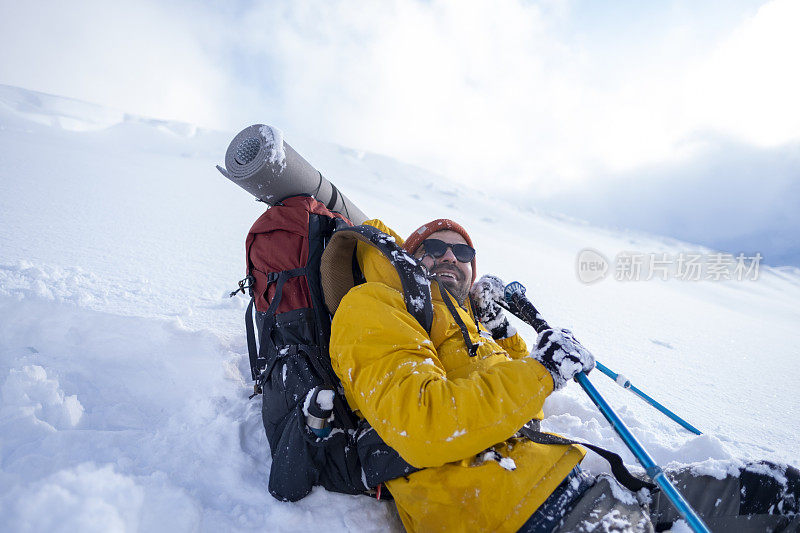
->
[1, 0, 798, 263]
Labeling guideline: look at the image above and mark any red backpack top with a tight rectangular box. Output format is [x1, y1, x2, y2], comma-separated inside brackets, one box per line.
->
[245, 195, 351, 314]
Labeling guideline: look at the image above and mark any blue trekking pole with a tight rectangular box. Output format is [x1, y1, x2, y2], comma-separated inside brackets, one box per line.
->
[595, 362, 702, 435]
[573, 374, 709, 533]
[503, 282, 711, 533]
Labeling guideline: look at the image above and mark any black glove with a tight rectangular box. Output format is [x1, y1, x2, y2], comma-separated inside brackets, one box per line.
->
[530, 328, 595, 390]
[470, 275, 517, 339]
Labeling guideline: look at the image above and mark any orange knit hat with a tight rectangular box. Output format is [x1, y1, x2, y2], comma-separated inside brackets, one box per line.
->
[403, 219, 476, 284]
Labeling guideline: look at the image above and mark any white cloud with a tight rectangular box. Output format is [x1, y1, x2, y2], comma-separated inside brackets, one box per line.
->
[208, 0, 592, 188]
[537, 134, 800, 266]
[0, 0, 229, 128]
[208, 0, 800, 193]
[684, 0, 800, 147]
[1, 0, 798, 195]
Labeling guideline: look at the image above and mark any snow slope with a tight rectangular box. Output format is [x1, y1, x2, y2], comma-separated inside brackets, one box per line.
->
[1, 84, 798, 532]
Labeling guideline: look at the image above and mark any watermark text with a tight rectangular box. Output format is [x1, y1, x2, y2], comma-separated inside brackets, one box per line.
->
[576, 249, 762, 283]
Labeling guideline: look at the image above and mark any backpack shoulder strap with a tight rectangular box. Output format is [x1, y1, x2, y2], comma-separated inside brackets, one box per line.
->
[320, 225, 433, 334]
[244, 296, 259, 383]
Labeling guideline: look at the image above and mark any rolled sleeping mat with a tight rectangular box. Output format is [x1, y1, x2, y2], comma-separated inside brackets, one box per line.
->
[217, 124, 368, 224]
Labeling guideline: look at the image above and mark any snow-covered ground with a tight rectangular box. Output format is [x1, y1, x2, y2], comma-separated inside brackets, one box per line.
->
[1, 84, 798, 532]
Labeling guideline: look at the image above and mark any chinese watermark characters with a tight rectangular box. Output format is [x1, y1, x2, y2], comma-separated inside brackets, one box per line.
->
[576, 249, 762, 284]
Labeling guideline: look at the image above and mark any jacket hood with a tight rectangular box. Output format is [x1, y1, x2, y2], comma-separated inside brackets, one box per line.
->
[355, 219, 409, 292]
[322, 218, 467, 321]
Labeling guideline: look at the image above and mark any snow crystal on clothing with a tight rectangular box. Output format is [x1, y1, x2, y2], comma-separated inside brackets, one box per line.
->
[476, 449, 516, 470]
[259, 125, 286, 172]
[414, 272, 431, 287]
[389, 249, 418, 267]
[579, 509, 640, 532]
[686, 457, 744, 480]
[302, 389, 314, 417]
[667, 519, 693, 532]
[446, 429, 467, 441]
[317, 389, 335, 411]
[599, 474, 638, 506]
[743, 461, 788, 486]
[498, 457, 517, 471]
[480, 450, 497, 463]
[408, 295, 426, 312]
[302, 388, 335, 422]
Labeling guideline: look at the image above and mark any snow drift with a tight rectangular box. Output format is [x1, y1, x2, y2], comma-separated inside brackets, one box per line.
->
[1, 84, 798, 531]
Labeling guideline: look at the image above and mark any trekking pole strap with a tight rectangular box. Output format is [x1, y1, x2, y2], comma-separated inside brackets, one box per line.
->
[518, 427, 654, 492]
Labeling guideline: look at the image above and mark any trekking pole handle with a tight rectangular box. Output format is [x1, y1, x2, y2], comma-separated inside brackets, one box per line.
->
[504, 282, 550, 333]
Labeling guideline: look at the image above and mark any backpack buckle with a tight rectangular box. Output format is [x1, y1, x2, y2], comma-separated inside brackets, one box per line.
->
[248, 382, 263, 400]
[230, 275, 255, 298]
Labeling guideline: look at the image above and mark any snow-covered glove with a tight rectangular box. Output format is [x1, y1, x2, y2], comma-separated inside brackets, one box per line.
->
[530, 328, 595, 390]
[470, 274, 517, 339]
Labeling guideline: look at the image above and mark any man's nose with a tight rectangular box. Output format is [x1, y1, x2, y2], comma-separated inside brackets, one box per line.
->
[438, 247, 458, 264]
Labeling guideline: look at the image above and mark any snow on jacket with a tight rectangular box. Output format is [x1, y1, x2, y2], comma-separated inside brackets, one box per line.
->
[329, 220, 585, 533]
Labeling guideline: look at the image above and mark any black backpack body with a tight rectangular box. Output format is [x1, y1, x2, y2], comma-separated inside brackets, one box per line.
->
[238, 195, 433, 501]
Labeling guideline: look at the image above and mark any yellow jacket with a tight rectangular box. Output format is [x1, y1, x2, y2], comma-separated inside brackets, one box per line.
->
[329, 220, 584, 532]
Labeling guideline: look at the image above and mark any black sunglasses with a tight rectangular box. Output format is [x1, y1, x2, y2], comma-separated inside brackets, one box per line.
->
[421, 238, 476, 263]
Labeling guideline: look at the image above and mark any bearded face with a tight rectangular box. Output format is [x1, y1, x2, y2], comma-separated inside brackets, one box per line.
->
[414, 230, 473, 304]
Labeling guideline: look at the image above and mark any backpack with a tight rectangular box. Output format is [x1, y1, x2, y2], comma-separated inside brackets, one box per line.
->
[236, 194, 433, 502]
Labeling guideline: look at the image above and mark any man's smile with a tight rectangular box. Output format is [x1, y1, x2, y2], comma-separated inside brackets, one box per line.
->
[437, 272, 458, 282]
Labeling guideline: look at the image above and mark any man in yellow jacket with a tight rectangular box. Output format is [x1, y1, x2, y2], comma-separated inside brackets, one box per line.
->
[329, 218, 596, 532]
[329, 218, 800, 532]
